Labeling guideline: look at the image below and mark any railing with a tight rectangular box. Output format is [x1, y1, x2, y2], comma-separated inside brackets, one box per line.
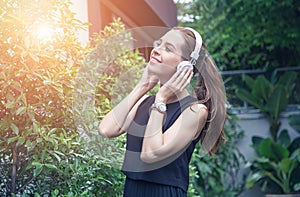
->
[220, 66, 300, 113]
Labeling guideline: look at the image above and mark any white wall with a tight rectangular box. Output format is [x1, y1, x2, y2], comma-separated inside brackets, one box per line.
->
[70, 0, 89, 45]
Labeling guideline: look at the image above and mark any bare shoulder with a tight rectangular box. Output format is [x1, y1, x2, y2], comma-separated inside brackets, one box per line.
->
[189, 103, 208, 114]
[188, 103, 208, 139]
[182, 102, 208, 123]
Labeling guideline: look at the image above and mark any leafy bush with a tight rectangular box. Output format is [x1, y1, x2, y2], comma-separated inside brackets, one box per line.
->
[188, 114, 245, 197]
[0, 0, 83, 195]
[237, 71, 300, 194]
[0, 0, 145, 196]
[236, 71, 297, 140]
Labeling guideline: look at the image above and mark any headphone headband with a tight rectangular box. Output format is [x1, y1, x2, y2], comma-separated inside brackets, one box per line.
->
[184, 27, 203, 65]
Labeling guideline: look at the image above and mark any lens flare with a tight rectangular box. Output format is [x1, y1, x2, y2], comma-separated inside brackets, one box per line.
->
[36, 24, 54, 42]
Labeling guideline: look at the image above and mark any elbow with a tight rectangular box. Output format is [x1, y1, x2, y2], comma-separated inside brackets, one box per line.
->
[98, 127, 114, 138]
[140, 151, 157, 164]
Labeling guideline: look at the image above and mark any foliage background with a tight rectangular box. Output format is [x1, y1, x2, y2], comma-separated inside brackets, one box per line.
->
[177, 0, 300, 71]
[177, 0, 300, 196]
[0, 0, 144, 196]
[177, 0, 300, 106]
[1, 0, 299, 196]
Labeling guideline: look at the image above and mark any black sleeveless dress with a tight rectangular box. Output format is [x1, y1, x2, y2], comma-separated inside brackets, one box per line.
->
[122, 95, 200, 197]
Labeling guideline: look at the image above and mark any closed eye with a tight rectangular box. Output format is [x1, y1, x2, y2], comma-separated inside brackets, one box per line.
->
[153, 40, 176, 53]
[165, 43, 175, 52]
[153, 40, 161, 48]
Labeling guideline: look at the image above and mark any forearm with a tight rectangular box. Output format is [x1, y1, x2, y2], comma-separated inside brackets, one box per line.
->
[98, 84, 147, 137]
[141, 108, 165, 160]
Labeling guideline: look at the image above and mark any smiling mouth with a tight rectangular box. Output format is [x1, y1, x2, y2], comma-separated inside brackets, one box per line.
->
[150, 56, 161, 63]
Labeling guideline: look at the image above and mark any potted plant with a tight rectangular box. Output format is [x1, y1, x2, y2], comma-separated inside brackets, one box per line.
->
[236, 71, 300, 196]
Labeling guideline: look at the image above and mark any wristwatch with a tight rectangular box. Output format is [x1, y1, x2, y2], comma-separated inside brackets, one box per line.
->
[151, 102, 167, 114]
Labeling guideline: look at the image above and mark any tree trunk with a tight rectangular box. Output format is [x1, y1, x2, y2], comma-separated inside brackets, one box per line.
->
[11, 146, 18, 194]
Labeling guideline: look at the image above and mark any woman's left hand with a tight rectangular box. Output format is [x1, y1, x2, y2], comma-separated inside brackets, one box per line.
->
[156, 68, 193, 103]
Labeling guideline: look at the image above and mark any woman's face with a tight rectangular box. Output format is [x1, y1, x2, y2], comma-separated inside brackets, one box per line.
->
[149, 30, 185, 83]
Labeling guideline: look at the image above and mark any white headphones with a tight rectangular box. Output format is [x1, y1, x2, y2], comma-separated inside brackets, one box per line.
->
[177, 27, 203, 71]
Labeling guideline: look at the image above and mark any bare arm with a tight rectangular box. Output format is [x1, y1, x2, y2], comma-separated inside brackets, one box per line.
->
[98, 90, 146, 138]
[141, 103, 208, 163]
[140, 68, 208, 163]
[98, 66, 158, 138]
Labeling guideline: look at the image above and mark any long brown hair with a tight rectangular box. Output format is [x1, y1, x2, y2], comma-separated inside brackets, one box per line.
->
[174, 27, 227, 155]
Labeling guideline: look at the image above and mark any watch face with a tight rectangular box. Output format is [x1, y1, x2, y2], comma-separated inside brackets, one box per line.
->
[152, 103, 167, 113]
[158, 104, 166, 112]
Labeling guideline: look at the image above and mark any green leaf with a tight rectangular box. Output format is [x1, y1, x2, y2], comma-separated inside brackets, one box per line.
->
[16, 137, 25, 146]
[49, 128, 57, 135]
[7, 136, 19, 144]
[49, 152, 62, 162]
[44, 136, 55, 144]
[16, 106, 26, 115]
[246, 171, 264, 188]
[33, 165, 43, 177]
[277, 71, 297, 89]
[4, 102, 15, 108]
[236, 88, 264, 110]
[278, 158, 297, 174]
[259, 138, 289, 162]
[44, 164, 57, 170]
[10, 123, 19, 135]
[252, 75, 272, 102]
[289, 137, 300, 154]
[266, 85, 288, 121]
[251, 136, 264, 153]
[32, 161, 43, 167]
[33, 122, 39, 133]
[243, 75, 255, 89]
[51, 189, 59, 197]
[294, 182, 300, 191]
[26, 163, 34, 171]
[34, 193, 41, 197]
[277, 129, 291, 148]
[290, 148, 300, 162]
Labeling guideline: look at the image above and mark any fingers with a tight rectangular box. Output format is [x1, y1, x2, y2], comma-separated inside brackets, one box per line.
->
[181, 71, 193, 90]
[159, 68, 193, 98]
[165, 68, 193, 92]
[176, 68, 193, 89]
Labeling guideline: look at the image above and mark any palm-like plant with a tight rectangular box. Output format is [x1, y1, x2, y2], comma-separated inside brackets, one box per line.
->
[237, 71, 300, 194]
[236, 71, 297, 140]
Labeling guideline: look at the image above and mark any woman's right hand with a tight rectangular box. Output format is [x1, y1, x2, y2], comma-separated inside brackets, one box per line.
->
[138, 64, 159, 93]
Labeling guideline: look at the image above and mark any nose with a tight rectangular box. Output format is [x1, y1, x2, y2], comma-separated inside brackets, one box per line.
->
[151, 46, 161, 57]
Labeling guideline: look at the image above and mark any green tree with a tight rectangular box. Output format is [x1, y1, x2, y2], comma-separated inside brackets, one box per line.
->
[177, 1, 300, 195]
[177, 0, 300, 71]
[0, 0, 84, 194]
[0, 0, 144, 196]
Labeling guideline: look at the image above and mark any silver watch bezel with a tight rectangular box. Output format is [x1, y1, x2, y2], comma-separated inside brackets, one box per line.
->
[152, 102, 167, 113]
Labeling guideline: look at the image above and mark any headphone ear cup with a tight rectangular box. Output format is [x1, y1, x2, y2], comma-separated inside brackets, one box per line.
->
[177, 61, 193, 71]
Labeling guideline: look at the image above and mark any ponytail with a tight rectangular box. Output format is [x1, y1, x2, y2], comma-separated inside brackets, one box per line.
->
[174, 27, 227, 155]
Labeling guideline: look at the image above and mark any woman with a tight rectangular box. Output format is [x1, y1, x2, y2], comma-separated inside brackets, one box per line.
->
[98, 27, 227, 197]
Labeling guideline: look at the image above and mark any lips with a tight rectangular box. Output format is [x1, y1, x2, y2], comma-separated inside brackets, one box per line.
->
[150, 56, 161, 63]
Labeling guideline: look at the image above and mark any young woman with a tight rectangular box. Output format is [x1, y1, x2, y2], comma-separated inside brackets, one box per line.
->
[98, 27, 227, 197]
